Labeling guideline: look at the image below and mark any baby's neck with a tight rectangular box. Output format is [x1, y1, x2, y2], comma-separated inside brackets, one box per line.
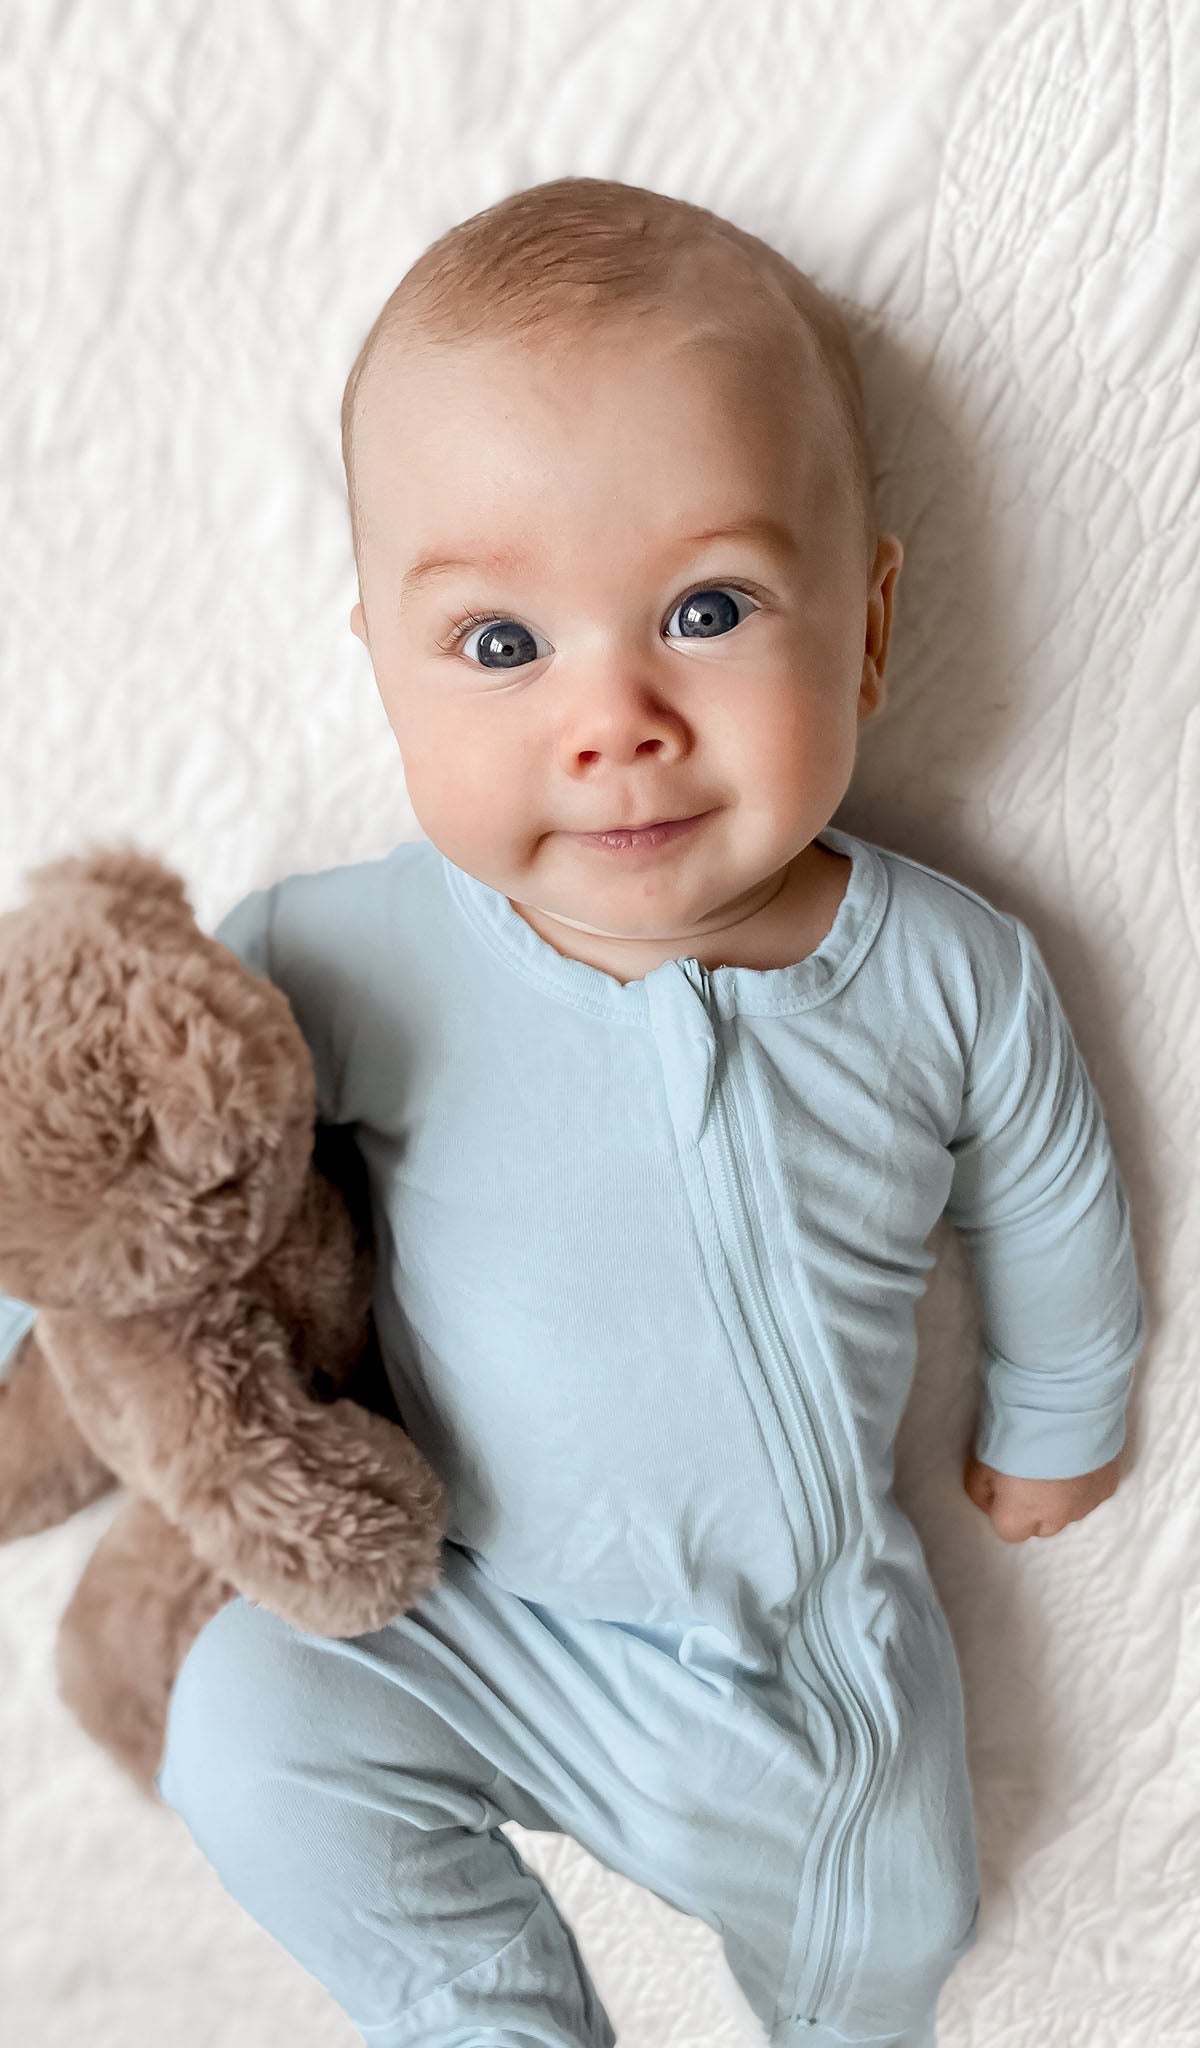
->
[509, 841, 852, 986]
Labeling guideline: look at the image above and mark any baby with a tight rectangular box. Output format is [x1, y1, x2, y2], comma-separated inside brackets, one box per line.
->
[32, 178, 1152, 2047]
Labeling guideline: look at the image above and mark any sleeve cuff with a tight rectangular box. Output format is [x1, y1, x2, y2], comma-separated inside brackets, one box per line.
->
[973, 1374, 1129, 1480]
[0, 1297, 37, 1380]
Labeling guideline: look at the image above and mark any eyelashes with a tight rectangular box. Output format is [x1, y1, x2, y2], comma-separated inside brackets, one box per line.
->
[436, 610, 501, 653]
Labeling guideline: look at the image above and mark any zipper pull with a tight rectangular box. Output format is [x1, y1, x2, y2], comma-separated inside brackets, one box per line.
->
[654, 958, 717, 1145]
[680, 957, 710, 1003]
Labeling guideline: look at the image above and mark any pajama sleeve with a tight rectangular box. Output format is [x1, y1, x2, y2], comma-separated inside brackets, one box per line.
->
[944, 914, 1147, 1481]
[212, 881, 346, 1125]
[0, 1295, 37, 1378]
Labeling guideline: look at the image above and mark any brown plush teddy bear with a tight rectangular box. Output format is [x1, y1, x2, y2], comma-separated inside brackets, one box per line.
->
[0, 845, 448, 1794]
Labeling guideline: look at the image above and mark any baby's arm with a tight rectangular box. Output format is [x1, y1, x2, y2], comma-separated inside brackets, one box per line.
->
[945, 915, 1146, 1543]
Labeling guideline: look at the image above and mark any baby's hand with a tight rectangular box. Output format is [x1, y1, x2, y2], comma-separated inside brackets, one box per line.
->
[961, 1450, 1122, 1542]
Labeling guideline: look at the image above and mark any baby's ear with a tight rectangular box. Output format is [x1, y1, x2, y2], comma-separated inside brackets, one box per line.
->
[350, 601, 367, 644]
[858, 673, 887, 724]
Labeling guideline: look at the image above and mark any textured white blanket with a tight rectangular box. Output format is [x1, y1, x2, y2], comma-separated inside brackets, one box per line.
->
[2, 3, 1197, 2044]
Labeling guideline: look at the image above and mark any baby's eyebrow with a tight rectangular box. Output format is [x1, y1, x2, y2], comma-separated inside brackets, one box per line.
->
[398, 515, 799, 606]
[400, 545, 525, 604]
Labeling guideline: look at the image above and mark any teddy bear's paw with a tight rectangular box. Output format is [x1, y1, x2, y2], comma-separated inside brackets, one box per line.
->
[223, 1404, 451, 1638]
[240, 1537, 447, 1640]
[187, 1391, 451, 1640]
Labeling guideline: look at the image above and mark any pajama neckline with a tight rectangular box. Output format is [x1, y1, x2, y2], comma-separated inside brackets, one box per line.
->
[438, 823, 890, 1021]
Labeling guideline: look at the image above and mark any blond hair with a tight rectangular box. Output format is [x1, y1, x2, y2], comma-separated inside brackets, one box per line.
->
[341, 176, 876, 574]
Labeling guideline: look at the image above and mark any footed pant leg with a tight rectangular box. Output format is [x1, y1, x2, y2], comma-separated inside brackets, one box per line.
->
[157, 1592, 615, 2048]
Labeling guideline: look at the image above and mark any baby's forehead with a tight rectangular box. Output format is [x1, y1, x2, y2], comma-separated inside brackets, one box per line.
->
[363, 314, 839, 472]
[349, 301, 858, 576]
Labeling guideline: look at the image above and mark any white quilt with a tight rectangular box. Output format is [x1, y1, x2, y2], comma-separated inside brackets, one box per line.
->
[1, 3, 1197, 2044]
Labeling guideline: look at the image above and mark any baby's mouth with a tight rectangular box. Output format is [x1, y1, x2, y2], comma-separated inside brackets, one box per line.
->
[569, 811, 714, 853]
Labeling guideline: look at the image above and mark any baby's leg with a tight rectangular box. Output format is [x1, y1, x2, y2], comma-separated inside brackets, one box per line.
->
[157, 1591, 615, 2048]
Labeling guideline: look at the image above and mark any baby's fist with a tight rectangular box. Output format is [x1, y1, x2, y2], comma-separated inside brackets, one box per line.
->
[962, 1451, 1122, 1542]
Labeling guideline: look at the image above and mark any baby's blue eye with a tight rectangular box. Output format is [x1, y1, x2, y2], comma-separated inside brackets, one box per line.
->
[666, 586, 758, 639]
[459, 618, 553, 671]
[454, 584, 757, 670]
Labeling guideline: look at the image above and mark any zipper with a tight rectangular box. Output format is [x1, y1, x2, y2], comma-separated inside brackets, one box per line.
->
[688, 963, 883, 2024]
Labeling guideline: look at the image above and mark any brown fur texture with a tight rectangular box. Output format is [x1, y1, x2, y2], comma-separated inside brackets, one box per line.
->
[0, 846, 448, 1794]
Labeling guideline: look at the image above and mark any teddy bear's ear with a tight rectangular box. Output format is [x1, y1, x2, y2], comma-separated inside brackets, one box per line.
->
[123, 955, 313, 1195]
[24, 845, 195, 946]
[123, 974, 242, 1189]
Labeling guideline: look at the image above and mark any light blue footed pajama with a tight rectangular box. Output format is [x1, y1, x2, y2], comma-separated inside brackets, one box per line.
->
[5, 824, 1145, 2046]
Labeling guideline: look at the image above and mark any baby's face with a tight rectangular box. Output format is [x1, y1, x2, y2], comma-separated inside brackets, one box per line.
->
[350, 318, 901, 970]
